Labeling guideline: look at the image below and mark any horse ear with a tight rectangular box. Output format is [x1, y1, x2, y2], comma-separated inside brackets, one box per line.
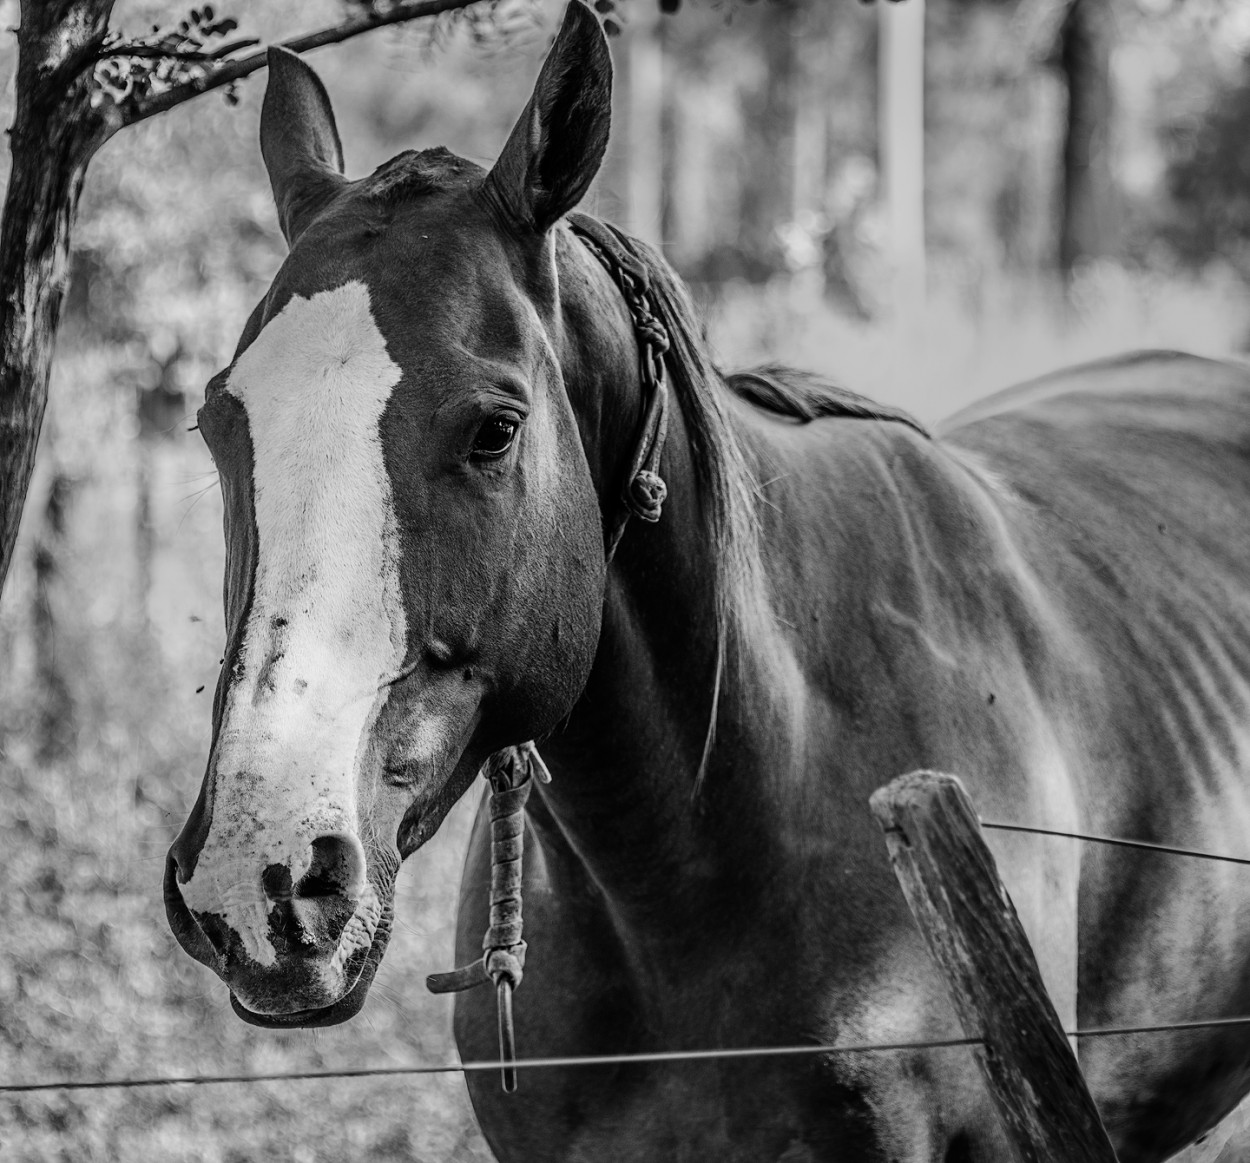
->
[260, 46, 347, 246]
[483, 1, 613, 233]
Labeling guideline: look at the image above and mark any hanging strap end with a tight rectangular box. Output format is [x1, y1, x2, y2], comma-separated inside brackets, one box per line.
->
[426, 959, 490, 995]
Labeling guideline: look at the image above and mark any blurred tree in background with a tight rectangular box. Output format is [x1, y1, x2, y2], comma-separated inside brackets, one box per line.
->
[5, 0, 1250, 1159]
[1157, 24, 1250, 281]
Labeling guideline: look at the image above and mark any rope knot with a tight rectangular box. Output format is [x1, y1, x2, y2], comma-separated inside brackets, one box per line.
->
[626, 470, 667, 522]
[485, 943, 527, 991]
[568, 214, 675, 563]
[637, 315, 670, 354]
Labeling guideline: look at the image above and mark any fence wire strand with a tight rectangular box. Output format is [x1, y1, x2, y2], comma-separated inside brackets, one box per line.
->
[9, 1016, 1250, 1095]
[980, 820, 1250, 866]
[1, 1037, 984, 1094]
[7, 816, 1250, 1098]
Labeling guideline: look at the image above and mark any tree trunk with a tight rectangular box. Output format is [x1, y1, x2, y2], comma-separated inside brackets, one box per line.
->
[33, 470, 76, 760]
[625, 12, 665, 248]
[668, 73, 709, 269]
[791, 6, 827, 232]
[0, 0, 477, 601]
[0, 0, 114, 593]
[737, 0, 800, 279]
[1057, 0, 1115, 278]
[878, 0, 927, 335]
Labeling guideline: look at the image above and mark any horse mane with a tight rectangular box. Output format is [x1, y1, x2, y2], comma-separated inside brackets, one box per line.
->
[604, 231, 773, 788]
[607, 228, 929, 639]
[727, 365, 929, 439]
[598, 229, 934, 788]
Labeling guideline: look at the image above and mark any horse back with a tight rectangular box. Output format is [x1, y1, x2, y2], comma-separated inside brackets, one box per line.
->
[738, 351, 1250, 1158]
[743, 348, 1250, 828]
[940, 349, 1250, 836]
[944, 352, 1250, 1154]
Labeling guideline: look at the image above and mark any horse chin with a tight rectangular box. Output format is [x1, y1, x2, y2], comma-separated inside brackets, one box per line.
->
[228, 931, 387, 1029]
[229, 971, 373, 1029]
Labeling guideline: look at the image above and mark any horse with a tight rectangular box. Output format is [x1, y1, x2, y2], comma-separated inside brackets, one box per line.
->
[164, 4, 1250, 1159]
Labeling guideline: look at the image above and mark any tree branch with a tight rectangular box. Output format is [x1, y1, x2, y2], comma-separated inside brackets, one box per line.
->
[96, 37, 261, 65]
[115, 0, 489, 132]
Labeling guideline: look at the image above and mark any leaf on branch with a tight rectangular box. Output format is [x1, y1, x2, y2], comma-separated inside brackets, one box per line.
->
[92, 7, 253, 115]
[387, 0, 543, 61]
[466, 0, 543, 51]
[585, 0, 683, 20]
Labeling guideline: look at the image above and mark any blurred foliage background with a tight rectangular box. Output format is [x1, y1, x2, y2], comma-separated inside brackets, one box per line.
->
[4, 0, 1250, 1158]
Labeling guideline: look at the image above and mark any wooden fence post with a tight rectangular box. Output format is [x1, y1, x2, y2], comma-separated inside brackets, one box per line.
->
[869, 770, 1119, 1163]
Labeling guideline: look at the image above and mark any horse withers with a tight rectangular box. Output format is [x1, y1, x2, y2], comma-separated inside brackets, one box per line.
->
[166, 4, 1250, 1159]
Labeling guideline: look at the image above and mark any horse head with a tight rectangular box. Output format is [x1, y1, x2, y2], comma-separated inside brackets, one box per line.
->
[165, 1, 619, 1026]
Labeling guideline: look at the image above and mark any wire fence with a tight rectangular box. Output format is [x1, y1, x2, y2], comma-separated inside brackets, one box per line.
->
[7, 1015, 1250, 1096]
[4, 815, 1249, 1098]
[981, 818, 1250, 867]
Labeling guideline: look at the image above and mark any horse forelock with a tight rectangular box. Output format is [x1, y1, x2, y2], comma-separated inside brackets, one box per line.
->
[361, 147, 485, 207]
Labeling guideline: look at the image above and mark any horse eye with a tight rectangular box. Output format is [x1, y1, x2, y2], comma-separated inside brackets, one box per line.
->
[471, 416, 518, 459]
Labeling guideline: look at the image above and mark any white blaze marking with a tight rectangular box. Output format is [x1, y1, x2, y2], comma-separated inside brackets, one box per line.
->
[183, 281, 405, 969]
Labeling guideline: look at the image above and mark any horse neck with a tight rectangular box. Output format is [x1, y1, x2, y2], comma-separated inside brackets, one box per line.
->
[537, 231, 782, 936]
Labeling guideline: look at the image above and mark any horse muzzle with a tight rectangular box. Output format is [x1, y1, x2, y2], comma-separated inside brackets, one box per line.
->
[163, 837, 388, 1025]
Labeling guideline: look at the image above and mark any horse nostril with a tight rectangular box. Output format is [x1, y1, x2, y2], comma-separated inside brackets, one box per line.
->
[296, 833, 366, 901]
[261, 862, 293, 901]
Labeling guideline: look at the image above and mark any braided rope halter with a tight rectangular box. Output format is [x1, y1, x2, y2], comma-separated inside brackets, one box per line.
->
[425, 215, 673, 1093]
